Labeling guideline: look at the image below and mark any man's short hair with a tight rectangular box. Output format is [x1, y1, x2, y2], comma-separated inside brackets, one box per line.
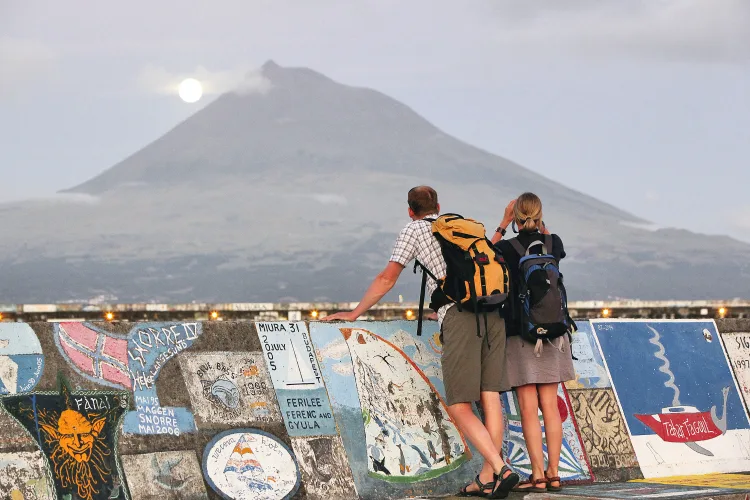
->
[408, 186, 439, 216]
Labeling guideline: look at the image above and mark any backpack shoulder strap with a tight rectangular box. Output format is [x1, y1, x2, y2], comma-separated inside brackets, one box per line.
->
[416, 267, 428, 337]
[439, 213, 463, 222]
[509, 238, 526, 257]
[544, 234, 553, 256]
[414, 259, 439, 282]
[525, 240, 546, 256]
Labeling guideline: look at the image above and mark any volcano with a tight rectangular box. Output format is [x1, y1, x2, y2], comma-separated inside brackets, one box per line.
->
[0, 61, 748, 303]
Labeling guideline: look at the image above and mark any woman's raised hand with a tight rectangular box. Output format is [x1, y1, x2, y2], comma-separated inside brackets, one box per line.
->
[502, 199, 516, 225]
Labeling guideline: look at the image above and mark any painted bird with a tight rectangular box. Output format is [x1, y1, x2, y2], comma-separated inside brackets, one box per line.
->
[153, 456, 188, 491]
[371, 455, 391, 475]
[427, 440, 438, 463]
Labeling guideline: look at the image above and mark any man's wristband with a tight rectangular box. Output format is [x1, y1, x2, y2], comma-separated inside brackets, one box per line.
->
[495, 226, 507, 236]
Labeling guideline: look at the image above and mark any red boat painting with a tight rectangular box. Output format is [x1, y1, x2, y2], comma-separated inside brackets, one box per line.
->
[634, 386, 730, 456]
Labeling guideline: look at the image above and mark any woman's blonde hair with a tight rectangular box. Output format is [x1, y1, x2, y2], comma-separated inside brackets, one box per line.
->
[514, 192, 543, 231]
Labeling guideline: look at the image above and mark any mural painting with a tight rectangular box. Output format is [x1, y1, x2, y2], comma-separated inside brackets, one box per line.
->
[343, 326, 468, 482]
[121, 451, 208, 499]
[256, 322, 337, 436]
[122, 322, 202, 436]
[565, 321, 610, 389]
[313, 320, 481, 498]
[721, 331, 750, 411]
[291, 436, 357, 500]
[594, 319, 750, 477]
[54, 322, 131, 390]
[179, 352, 281, 427]
[0, 451, 55, 500]
[0, 374, 128, 500]
[501, 385, 593, 481]
[202, 428, 301, 500]
[0, 323, 45, 394]
[568, 389, 642, 481]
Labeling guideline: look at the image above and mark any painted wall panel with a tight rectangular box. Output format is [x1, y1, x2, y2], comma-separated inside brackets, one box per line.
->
[121, 450, 209, 499]
[178, 352, 281, 428]
[122, 322, 202, 436]
[291, 435, 357, 500]
[0, 375, 129, 500]
[569, 388, 642, 482]
[0, 323, 44, 394]
[566, 321, 610, 389]
[314, 320, 484, 499]
[593, 319, 750, 477]
[202, 428, 301, 499]
[502, 385, 593, 481]
[0, 451, 55, 499]
[256, 321, 338, 436]
[721, 332, 750, 411]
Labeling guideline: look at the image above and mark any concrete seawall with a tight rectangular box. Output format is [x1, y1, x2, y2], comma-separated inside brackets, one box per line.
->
[0, 318, 748, 499]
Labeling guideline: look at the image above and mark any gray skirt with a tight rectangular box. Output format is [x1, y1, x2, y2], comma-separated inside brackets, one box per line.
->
[501, 335, 576, 390]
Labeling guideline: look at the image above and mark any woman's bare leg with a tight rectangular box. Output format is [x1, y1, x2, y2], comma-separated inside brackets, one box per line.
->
[515, 384, 546, 487]
[539, 382, 563, 486]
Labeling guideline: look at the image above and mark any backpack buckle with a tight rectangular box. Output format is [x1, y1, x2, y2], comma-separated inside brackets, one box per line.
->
[474, 253, 490, 265]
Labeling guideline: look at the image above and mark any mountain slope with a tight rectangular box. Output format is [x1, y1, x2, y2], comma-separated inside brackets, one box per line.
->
[0, 61, 748, 303]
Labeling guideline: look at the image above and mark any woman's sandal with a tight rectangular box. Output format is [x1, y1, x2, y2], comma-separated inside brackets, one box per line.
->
[456, 475, 494, 497]
[545, 471, 563, 492]
[489, 465, 520, 499]
[511, 476, 548, 493]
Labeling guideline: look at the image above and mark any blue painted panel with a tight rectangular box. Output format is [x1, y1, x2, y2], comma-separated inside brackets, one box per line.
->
[256, 322, 338, 437]
[594, 320, 749, 436]
[122, 322, 202, 435]
[566, 321, 611, 389]
[0, 324, 44, 394]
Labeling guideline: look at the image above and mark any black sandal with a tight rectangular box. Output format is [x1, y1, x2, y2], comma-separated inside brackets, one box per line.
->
[545, 471, 562, 492]
[457, 474, 494, 497]
[511, 476, 548, 493]
[489, 465, 520, 499]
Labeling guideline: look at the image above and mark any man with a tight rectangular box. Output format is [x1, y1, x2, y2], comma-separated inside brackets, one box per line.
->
[324, 186, 519, 498]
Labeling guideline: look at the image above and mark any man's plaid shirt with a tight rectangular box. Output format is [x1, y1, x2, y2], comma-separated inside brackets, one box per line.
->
[389, 214, 454, 324]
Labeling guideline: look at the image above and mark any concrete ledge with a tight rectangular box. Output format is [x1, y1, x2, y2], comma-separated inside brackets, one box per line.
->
[0, 319, 748, 499]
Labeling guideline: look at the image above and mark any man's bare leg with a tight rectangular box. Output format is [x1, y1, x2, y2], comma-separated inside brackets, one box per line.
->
[448, 396, 513, 494]
[471, 391, 507, 492]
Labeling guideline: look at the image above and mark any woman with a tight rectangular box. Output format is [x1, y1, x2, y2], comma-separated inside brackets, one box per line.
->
[491, 192, 575, 494]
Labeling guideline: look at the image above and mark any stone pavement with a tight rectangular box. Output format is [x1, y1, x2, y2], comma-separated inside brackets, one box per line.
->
[427, 473, 750, 500]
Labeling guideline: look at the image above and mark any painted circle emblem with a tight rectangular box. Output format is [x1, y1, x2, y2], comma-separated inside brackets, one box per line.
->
[202, 429, 300, 500]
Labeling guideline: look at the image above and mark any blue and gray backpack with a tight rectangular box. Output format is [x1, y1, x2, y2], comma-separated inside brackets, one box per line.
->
[510, 234, 577, 357]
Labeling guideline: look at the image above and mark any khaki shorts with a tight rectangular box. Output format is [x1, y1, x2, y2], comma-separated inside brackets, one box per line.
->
[440, 306, 507, 406]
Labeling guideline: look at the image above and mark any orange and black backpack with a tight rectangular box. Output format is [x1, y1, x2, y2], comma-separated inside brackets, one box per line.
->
[414, 213, 509, 337]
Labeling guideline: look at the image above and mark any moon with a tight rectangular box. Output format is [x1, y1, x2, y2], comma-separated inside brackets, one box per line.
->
[178, 78, 203, 103]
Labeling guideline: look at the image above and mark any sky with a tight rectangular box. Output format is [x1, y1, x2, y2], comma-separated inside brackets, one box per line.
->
[1, 0, 749, 241]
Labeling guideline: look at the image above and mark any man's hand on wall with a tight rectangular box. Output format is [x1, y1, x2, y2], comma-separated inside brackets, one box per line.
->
[322, 311, 359, 322]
